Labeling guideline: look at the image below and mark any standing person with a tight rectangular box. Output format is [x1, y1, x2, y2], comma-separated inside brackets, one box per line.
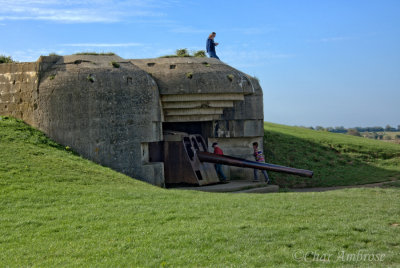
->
[252, 142, 270, 183]
[206, 32, 220, 60]
[212, 142, 228, 183]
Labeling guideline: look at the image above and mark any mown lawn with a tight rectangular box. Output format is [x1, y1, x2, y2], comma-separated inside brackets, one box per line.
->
[264, 122, 400, 188]
[1, 117, 399, 267]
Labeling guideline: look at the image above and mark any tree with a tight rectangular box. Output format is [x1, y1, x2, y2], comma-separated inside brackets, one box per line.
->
[334, 126, 346, 133]
[347, 128, 361, 137]
[398, 125, 400, 132]
[315, 126, 325, 131]
[385, 125, 394, 132]
[0, 55, 13, 64]
[371, 126, 384, 132]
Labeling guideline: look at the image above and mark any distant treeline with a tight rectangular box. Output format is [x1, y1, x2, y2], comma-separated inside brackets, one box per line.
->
[308, 125, 400, 133]
[300, 124, 400, 142]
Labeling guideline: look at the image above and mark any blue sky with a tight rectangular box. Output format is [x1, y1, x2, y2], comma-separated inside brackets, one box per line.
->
[1, 0, 399, 128]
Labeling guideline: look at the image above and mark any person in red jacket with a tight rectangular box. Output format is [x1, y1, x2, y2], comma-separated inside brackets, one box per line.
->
[212, 142, 228, 183]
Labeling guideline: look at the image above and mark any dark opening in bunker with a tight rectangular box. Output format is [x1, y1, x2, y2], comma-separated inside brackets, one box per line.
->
[195, 170, 203, 180]
[162, 122, 213, 144]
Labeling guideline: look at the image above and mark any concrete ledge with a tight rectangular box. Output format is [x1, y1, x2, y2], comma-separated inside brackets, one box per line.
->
[161, 93, 245, 102]
[164, 114, 221, 122]
[164, 107, 224, 116]
[162, 101, 234, 109]
[236, 185, 279, 193]
[175, 180, 279, 193]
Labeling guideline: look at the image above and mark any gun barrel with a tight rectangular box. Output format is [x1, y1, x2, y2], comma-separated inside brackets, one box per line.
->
[197, 151, 313, 178]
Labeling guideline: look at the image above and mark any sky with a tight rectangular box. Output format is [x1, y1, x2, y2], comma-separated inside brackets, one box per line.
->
[1, 0, 399, 128]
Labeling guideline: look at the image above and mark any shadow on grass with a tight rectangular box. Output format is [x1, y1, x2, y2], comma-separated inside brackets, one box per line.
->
[264, 129, 400, 188]
[0, 116, 78, 155]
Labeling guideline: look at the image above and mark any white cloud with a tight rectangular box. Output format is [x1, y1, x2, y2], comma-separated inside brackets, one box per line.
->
[0, 0, 170, 23]
[319, 37, 353, 42]
[61, 43, 144, 47]
[7, 48, 66, 62]
[169, 26, 208, 34]
[230, 27, 277, 35]
[308, 36, 355, 43]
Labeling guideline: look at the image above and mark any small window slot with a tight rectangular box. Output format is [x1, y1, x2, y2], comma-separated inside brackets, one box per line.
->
[184, 137, 194, 161]
[195, 170, 203, 180]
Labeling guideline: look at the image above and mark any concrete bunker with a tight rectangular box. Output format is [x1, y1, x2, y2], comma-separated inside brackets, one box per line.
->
[1, 54, 314, 187]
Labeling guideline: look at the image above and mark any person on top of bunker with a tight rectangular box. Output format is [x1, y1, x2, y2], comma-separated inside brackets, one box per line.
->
[253, 142, 270, 183]
[206, 32, 220, 60]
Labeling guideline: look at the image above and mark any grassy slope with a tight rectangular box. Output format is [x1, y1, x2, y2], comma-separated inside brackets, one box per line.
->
[264, 122, 400, 188]
[1, 117, 399, 267]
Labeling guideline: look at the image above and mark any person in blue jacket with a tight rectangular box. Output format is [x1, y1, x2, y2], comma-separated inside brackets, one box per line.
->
[206, 32, 220, 59]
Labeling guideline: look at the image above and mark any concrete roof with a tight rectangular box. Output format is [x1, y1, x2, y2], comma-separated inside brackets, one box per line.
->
[130, 57, 261, 95]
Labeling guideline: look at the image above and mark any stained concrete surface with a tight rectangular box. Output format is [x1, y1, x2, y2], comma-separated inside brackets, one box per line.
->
[176, 180, 279, 193]
[0, 54, 266, 186]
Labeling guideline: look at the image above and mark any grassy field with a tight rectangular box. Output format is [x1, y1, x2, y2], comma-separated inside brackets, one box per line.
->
[1, 117, 400, 267]
[264, 122, 400, 188]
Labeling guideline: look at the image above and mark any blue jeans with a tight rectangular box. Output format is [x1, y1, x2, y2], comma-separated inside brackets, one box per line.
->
[254, 169, 269, 182]
[215, 164, 226, 181]
[208, 51, 220, 60]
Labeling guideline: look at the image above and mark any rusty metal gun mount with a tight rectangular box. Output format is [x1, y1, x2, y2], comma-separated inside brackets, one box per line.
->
[159, 132, 313, 186]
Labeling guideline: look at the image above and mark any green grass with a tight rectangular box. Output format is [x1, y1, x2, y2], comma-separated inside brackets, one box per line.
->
[110, 61, 120, 68]
[384, 181, 400, 188]
[160, 49, 206, 58]
[264, 122, 400, 188]
[1, 117, 399, 266]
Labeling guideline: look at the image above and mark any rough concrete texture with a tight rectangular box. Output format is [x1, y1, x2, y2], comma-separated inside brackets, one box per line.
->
[130, 58, 257, 95]
[131, 57, 265, 180]
[0, 54, 265, 186]
[0, 62, 39, 125]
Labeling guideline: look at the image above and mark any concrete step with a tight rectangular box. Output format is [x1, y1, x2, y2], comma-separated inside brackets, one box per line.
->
[236, 185, 279, 193]
[176, 180, 279, 193]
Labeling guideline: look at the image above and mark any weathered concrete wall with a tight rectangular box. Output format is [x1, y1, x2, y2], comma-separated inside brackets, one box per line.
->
[0, 55, 165, 186]
[214, 75, 265, 179]
[131, 58, 255, 94]
[132, 57, 265, 180]
[35, 55, 165, 186]
[0, 62, 39, 125]
[1, 55, 266, 184]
